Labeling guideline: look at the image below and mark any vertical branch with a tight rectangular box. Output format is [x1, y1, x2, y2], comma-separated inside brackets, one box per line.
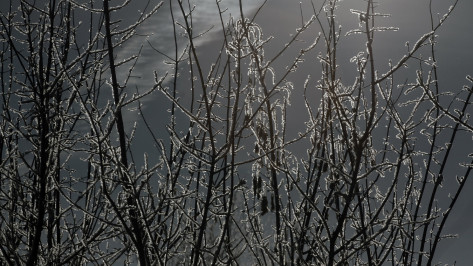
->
[26, 1, 51, 263]
[174, 1, 218, 264]
[102, 0, 148, 265]
[103, 0, 128, 167]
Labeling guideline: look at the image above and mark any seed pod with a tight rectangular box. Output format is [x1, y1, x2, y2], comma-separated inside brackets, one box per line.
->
[261, 195, 269, 215]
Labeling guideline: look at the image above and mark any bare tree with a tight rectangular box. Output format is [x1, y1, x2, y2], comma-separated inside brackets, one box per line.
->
[153, 0, 472, 264]
[0, 0, 84, 264]
[0, 0, 159, 264]
[1, 0, 472, 265]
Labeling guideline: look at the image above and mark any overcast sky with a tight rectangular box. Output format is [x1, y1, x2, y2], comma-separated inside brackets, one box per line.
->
[122, 1, 473, 264]
[101, 0, 473, 263]
[1, 0, 472, 264]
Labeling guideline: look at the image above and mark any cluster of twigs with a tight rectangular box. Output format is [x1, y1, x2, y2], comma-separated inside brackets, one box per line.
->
[0, 0, 471, 265]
